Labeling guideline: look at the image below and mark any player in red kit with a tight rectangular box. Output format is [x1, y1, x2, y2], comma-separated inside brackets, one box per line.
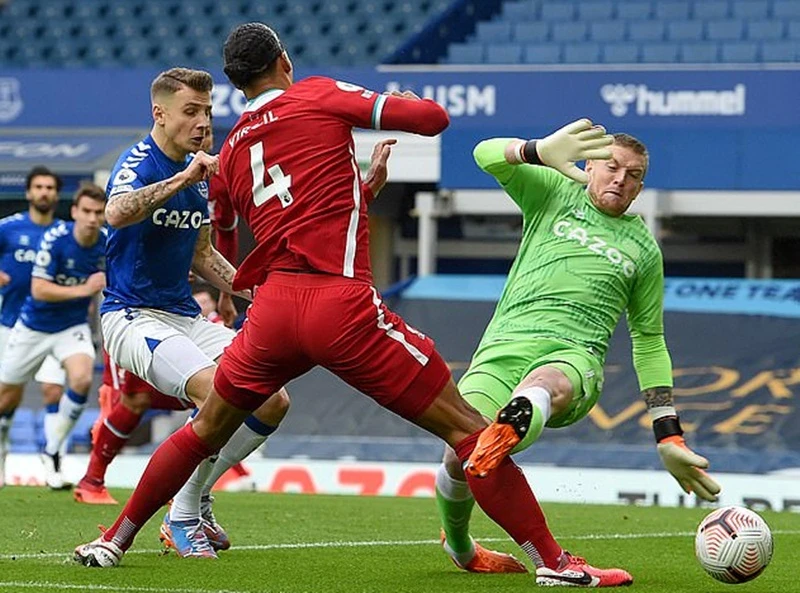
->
[76, 24, 631, 587]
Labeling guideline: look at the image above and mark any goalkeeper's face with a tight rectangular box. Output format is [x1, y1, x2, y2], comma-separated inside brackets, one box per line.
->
[585, 144, 645, 217]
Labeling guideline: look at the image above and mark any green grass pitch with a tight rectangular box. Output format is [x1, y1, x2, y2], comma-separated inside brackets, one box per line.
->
[0, 487, 797, 592]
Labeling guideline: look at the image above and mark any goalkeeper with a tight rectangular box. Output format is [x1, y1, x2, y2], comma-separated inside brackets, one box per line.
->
[436, 119, 721, 586]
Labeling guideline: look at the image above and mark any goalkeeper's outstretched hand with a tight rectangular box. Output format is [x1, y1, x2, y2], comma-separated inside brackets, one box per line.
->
[537, 119, 614, 184]
[657, 435, 722, 502]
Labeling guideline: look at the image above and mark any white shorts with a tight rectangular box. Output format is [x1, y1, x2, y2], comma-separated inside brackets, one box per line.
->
[0, 321, 92, 385]
[101, 308, 234, 400]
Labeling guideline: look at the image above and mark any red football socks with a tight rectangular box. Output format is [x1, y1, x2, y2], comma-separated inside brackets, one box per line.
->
[454, 430, 563, 568]
[102, 423, 214, 551]
[84, 404, 142, 485]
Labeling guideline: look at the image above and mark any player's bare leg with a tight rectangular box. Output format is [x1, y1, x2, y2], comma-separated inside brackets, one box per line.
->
[466, 365, 572, 478]
[0, 385, 24, 489]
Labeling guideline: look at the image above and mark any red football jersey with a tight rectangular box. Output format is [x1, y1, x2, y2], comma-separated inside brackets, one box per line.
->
[219, 76, 449, 291]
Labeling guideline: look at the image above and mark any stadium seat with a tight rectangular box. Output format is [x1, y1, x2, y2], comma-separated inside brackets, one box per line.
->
[789, 22, 800, 40]
[551, 22, 588, 42]
[720, 41, 759, 61]
[760, 40, 798, 61]
[503, 1, 538, 21]
[540, 3, 575, 21]
[590, 21, 626, 42]
[614, 2, 652, 21]
[475, 21, 513, 43]
[486, 43, 523, 64]
[707, 20, 745, 42]
[667, 20, 703, 41]
[602, 42, 640, 62]
[39, 1, 71, 20]
[680, 42, 720, 62]
[577, 1, 614, 20]
[731, 1, 770, 20]
[641, 43, 680, 63]
[628, 21, 665, 42]
[513, 22, 549, 43]
[117, 39, 154, 64]
[746, 21, 784, 41]
[654, 2, 691, 21]
[563, 42, 601, 63]
[692, 0, 730, 20]
[447, 43, 484, 63]
[523, 42, 561, 63]
[773, 1, 800, 19]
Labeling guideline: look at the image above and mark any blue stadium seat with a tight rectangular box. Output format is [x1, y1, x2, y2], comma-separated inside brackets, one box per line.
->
[706, 20, 745, 42]
[628, 21, 665, 42]
[513, 22, 549, 43]
[577, 2, 614, 20]
[654, 2, 690, 21]
[447, 43, 484, 63]
[117, 39, 154, 64]
[667, 20, 703, 42]
[70, 409, 100, 451]
[9, 408, 36, 452]
[502, 0, 538, 21]
[731, 1, 770, 19]
[692, 1, 730, 19]
[602, 42, 640, 62]
[72, 2, 107, 20]
[680, 42, 720, 62]
[73, 22, 109, 40]
[589, 21, 626, 42]
[486, 43, 523, 64]
[641, 43, 679, 62]
[615, 2, 652, 20]
[746, 21, 784, 41]
[113, 22, 145, 40]
[760, 40, 798, 61]
[523, 42, 561, 63]
[475, 21, 513, 43]
[563, 42, 601, 63]
[40, 1, 72, 20]
[551, 22, 588, 42]
[720, 41, 759, 61]
[789, 22, 800, 40]
[40, 22, 74, 42]
[107, 3, 140, 20]
[540, 3, 575, 21]
[194, 40, 223, 67]
[773, 1, 800, 19]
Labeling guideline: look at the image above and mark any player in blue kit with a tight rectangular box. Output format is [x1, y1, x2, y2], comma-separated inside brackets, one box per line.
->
[78, 67, 290, 560]
[0, 183, 107, 490]
[0, 166, 67, 489]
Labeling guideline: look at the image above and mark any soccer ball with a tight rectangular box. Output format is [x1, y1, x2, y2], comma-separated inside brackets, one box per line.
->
[695, 506, 773, 584]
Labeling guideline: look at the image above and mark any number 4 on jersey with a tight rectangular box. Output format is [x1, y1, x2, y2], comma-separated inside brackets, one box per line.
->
[249, 141, 294, 208]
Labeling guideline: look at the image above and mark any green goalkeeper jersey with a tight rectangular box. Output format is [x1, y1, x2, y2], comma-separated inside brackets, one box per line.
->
[473, 138, 673, 390]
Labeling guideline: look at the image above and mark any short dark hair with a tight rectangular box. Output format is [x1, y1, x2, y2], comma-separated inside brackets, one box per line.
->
[223, 23, 284, 89]
[151, 67, 213, 101]
[72, 182, 106, 206]
[613, 133, 649, 176]
[26, 166, 62, 192]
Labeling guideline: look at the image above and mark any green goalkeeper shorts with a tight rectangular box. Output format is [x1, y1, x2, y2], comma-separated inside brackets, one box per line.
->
[458, 337, 604, 431]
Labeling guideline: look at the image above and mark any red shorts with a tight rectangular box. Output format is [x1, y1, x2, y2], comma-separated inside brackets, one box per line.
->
[215, 272, 450, 420]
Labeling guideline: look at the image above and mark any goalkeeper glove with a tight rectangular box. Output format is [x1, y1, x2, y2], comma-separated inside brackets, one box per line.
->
[520, 119, 613, 184]
[654, 416, 721, 502]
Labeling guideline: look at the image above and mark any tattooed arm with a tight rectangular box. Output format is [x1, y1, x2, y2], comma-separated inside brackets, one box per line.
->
[106, 151, 219, 228]
[191, 225, 250, 300]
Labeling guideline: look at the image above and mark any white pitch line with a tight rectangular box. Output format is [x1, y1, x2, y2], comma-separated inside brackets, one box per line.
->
[2, 530, 799, 562]
[0, 583, 247, 593]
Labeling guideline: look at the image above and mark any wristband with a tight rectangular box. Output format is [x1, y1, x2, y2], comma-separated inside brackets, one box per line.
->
[653, 415, 683, 443]
[522, 140, 544, 166]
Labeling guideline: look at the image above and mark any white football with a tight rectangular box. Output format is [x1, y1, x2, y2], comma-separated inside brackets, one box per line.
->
[695, 506, 773, 584]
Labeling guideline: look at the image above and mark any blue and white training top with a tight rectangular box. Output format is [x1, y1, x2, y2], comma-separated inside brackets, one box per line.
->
[19, 221, 107, 333]
[102, 135, 209, 318]
[0, 212, 62, 328]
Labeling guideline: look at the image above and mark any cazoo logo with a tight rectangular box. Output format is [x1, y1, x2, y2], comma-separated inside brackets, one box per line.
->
[601, 83, 746, 117]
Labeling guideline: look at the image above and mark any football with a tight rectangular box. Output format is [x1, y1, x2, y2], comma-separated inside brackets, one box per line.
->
[695, 506, 774, 584]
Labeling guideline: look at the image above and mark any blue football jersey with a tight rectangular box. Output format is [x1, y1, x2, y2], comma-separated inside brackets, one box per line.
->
[20, 221, 107, 333]
[101, 135, 209, 317]
[0, 212, 62, 328]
